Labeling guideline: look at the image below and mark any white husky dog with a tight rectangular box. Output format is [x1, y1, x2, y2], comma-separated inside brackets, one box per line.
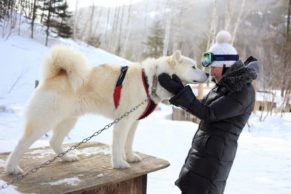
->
[5, 45, 208, 174]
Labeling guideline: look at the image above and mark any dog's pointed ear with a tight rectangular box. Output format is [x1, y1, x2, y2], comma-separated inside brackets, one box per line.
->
[173, 50, 182, 62]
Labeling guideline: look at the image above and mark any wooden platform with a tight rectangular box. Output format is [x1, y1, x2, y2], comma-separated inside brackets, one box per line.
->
[0, 142, 169, 194]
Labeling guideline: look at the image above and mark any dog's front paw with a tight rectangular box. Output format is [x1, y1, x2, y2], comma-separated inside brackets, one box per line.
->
[5, 164, 24, 175]
[112, 159, 130, 169]
[126, 153, 142, 163]
[61, 154, 79, 162]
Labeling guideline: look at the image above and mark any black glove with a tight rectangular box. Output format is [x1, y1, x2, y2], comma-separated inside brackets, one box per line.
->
[158, 73, 184, 95]
[169, 85, 206, 120]
[169, 85, 197, 107]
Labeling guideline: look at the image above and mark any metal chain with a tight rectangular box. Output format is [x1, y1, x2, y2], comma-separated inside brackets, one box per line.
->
[0, 98, 148, 190]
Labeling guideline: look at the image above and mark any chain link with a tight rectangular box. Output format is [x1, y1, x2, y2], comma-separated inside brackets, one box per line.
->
[0, 98, 148, 190]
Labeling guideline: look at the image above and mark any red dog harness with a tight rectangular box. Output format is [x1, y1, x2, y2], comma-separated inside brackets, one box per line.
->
[113, 66, 157, 120]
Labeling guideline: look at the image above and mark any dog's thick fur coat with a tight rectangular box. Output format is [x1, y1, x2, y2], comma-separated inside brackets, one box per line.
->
[5, 45, 208, 174]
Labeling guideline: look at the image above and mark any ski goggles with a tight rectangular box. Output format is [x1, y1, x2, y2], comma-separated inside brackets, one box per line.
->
[201, 52, 239, 67]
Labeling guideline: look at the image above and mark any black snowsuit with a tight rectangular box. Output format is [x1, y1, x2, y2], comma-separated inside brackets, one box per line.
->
[170, 61, 257, 194]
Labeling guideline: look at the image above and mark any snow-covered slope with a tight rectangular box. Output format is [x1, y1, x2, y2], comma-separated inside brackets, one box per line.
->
[0, 35, 130, 110]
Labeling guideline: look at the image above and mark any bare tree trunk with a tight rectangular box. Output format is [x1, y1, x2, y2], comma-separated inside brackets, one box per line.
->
[199, 0, 218, 98]
[232, 0, 246, 43]
[86, 4, 96, 41]
[121, 1, 132, 58]
[30, 0, 37, 39]
[163, 17, 171, 56]
[79, 3, 94, 41]
[17, 0, 24, 35]
[281, 0, 291, 97]
[163, 1, 171, 56]
[104, 8, 112, 49]
[111, 7, 120, 51]
[287, 0, 291, 42]
[171, 1, 185, 52]
[72, 0, 79, 39]
[207, 0, 217, 50]
[224, 0, 232, 31]
[93, 7, 102, 37]
[1, 0, 16, 39]
[144, 0, 149, 33]
[116, 5, 125, 55]
[198, 84, 204, 99]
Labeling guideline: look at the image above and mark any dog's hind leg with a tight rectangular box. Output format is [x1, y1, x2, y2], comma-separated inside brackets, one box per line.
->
[112, 119, 134, 169]
[49, 117, 79, 162]
[5, 122, 51, 174]
[125, 121, 142, 163]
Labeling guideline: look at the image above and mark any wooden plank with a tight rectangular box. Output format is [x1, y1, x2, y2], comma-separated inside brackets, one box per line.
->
[0, 142, 169, 194]
[70, 175, 147, 194]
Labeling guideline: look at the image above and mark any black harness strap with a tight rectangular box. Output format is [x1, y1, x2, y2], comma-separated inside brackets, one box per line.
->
[113, 66, 128, 108]
[113, 66, 157, 120]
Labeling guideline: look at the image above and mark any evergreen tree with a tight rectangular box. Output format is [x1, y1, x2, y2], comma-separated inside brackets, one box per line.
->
[0, 0, 15, 21]
[39, 0, 72, 45]
[52, 0, 72, 38]
[0, 0, 8, 21]
[144, 20, 164, 58]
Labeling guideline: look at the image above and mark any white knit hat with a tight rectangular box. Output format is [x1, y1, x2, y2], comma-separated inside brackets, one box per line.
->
[208, 31, 238, 67]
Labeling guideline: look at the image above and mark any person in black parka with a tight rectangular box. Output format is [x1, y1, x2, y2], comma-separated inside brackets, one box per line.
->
[158, 31, 258, 194]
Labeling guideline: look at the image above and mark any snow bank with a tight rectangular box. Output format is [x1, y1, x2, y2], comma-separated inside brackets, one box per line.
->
[45, 177, 82, 186]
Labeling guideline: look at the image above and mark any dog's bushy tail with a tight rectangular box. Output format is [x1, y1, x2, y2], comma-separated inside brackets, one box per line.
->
[42, 45, 90, 91]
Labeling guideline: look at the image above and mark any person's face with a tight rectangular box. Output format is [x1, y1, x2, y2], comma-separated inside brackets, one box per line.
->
[210, 66, 223, 82]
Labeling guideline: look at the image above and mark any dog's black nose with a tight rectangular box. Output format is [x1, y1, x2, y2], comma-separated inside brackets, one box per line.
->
[206, 73, 210, 78]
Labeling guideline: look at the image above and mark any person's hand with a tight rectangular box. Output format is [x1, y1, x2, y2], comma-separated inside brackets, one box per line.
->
[158, 73, 184, 95]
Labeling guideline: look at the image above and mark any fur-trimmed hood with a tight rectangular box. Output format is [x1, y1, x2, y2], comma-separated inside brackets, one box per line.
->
[217, 60, 257, 92]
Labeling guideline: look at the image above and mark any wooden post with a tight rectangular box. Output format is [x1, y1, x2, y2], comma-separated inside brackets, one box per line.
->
[0, 142, 169, 194]
[172, 106, 200, 123]
[197, 83, 204, 100]
[171, 84, 202, 123]
[252, 80, 257, 113]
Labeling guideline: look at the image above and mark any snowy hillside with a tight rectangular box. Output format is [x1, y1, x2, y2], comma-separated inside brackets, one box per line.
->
[0, 35, 291, 194]
[0, 35, 130, 110]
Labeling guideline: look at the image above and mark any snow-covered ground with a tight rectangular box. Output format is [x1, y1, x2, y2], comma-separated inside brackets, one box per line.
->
[0, 35, 291, 194]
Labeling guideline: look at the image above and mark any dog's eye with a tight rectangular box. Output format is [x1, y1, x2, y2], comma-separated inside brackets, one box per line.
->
[192, 66, 196, 69]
